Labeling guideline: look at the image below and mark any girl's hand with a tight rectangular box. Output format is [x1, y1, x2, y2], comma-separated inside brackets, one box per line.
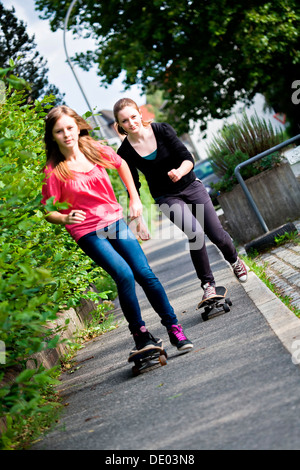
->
[168, 168, 183, 183]
[168, 161, 193, 183]
[65, 210, 86, 224]
[116, 159, 143, 219]
[129, 198, 143, 220]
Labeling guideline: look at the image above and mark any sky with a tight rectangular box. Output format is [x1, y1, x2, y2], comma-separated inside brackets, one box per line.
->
[3, 0, 145, 116]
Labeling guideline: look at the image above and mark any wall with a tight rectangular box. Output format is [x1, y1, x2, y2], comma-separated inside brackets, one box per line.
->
[218, 163, 300, 244]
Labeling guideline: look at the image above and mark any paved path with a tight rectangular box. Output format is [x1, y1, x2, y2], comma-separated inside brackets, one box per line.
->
[32, 217, 300, 451]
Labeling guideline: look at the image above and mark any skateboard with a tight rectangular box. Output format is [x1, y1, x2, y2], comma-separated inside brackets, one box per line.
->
[197, 286, 232, 322]
[128, 341, 168, 376]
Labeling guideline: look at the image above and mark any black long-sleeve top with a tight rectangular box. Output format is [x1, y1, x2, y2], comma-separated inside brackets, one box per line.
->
[117, 122, 196, 200]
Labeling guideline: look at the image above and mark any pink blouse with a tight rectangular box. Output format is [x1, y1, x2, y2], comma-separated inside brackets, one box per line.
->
[41, 146, 123, 242]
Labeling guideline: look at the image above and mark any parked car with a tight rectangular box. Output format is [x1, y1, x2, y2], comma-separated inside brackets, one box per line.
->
[193, 160, 220, 205]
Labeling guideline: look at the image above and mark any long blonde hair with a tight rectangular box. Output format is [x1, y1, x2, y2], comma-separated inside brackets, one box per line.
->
[113, 98, 153, 136]
[44, 105, 115, 181]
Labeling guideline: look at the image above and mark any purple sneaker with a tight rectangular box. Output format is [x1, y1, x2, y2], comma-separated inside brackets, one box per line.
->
[168, 324, 193, 352]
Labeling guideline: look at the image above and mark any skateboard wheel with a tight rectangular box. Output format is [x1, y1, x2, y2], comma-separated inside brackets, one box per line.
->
[225, 298, 232, 306]
[223, 303, 230, 313]
[159, 354, 167, 366]
[201, 312, 209, 322]
[132, 365, 141, 376]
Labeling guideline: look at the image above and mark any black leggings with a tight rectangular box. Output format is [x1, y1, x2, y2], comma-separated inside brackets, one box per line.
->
[158, 180, 238, 286]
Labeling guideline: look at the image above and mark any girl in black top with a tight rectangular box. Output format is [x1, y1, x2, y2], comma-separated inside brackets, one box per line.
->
[114, 98, 248, 301]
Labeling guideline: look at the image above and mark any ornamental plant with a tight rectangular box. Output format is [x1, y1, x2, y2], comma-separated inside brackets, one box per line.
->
[207, 111, 285, 193]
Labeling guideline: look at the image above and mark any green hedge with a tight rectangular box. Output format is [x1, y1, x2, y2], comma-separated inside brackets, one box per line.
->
[0, 82, 121, 448]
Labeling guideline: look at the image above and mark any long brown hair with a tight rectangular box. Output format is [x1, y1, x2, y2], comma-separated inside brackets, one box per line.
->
[44, 105, 115, 181]
[113, 98, 153, 136]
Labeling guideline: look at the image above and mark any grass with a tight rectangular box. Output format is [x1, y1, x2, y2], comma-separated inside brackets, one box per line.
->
[12, 375, 63, 450]
[274, 230, 300, 246]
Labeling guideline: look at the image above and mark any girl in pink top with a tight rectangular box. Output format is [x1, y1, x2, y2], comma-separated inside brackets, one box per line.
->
[42, 106, 193, 357]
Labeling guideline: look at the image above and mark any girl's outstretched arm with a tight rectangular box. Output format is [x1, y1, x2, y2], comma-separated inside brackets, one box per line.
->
[45, 210, 86, 225]
[117, 159, 143, 220]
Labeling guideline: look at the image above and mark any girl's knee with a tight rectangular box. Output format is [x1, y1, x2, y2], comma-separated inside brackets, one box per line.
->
[188, 229, 205, 251]
[115, 267, 135, 289]
[209, 230, 232, 248]
[135, 266, 158, 287]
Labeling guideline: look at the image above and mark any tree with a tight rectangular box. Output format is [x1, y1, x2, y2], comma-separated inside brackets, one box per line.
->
[34, 0, 299, 134]
[0, 2, 65, 104]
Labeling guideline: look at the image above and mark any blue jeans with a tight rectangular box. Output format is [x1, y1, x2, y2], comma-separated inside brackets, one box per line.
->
[77, 218, 178, 334]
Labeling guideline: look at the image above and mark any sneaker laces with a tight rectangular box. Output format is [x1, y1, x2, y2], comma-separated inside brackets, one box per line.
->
[232, 258, 246, 275]
[202, 283, 216, 299]
[169, 324, 187, 341]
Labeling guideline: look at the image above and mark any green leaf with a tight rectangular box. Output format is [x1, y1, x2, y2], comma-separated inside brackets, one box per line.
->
[47, 335, 60, 349]
[15, 369, 37, 384]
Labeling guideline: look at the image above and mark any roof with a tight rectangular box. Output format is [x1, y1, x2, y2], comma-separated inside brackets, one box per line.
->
[140, 104, 155, 121]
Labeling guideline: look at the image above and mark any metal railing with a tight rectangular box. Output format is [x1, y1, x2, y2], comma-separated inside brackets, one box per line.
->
[234, 134, 300, 233]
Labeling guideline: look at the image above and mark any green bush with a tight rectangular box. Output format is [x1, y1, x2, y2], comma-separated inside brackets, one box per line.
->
[207, 111, 284, 193]
[0, 78, 120, 448]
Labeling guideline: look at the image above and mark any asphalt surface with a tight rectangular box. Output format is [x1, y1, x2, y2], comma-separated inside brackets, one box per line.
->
[32, 217, 300, 451]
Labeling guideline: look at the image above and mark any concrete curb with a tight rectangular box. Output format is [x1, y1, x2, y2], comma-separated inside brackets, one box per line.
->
[26, 285, 100, 370]
[241, 269, 300, 364]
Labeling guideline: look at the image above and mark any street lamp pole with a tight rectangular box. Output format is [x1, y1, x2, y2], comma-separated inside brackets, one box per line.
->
[63, 0, 103, 136]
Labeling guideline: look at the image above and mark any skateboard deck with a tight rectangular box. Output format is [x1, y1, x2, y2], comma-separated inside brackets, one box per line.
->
[197, 286, 232, 321]
[128, 342, 168, 376]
